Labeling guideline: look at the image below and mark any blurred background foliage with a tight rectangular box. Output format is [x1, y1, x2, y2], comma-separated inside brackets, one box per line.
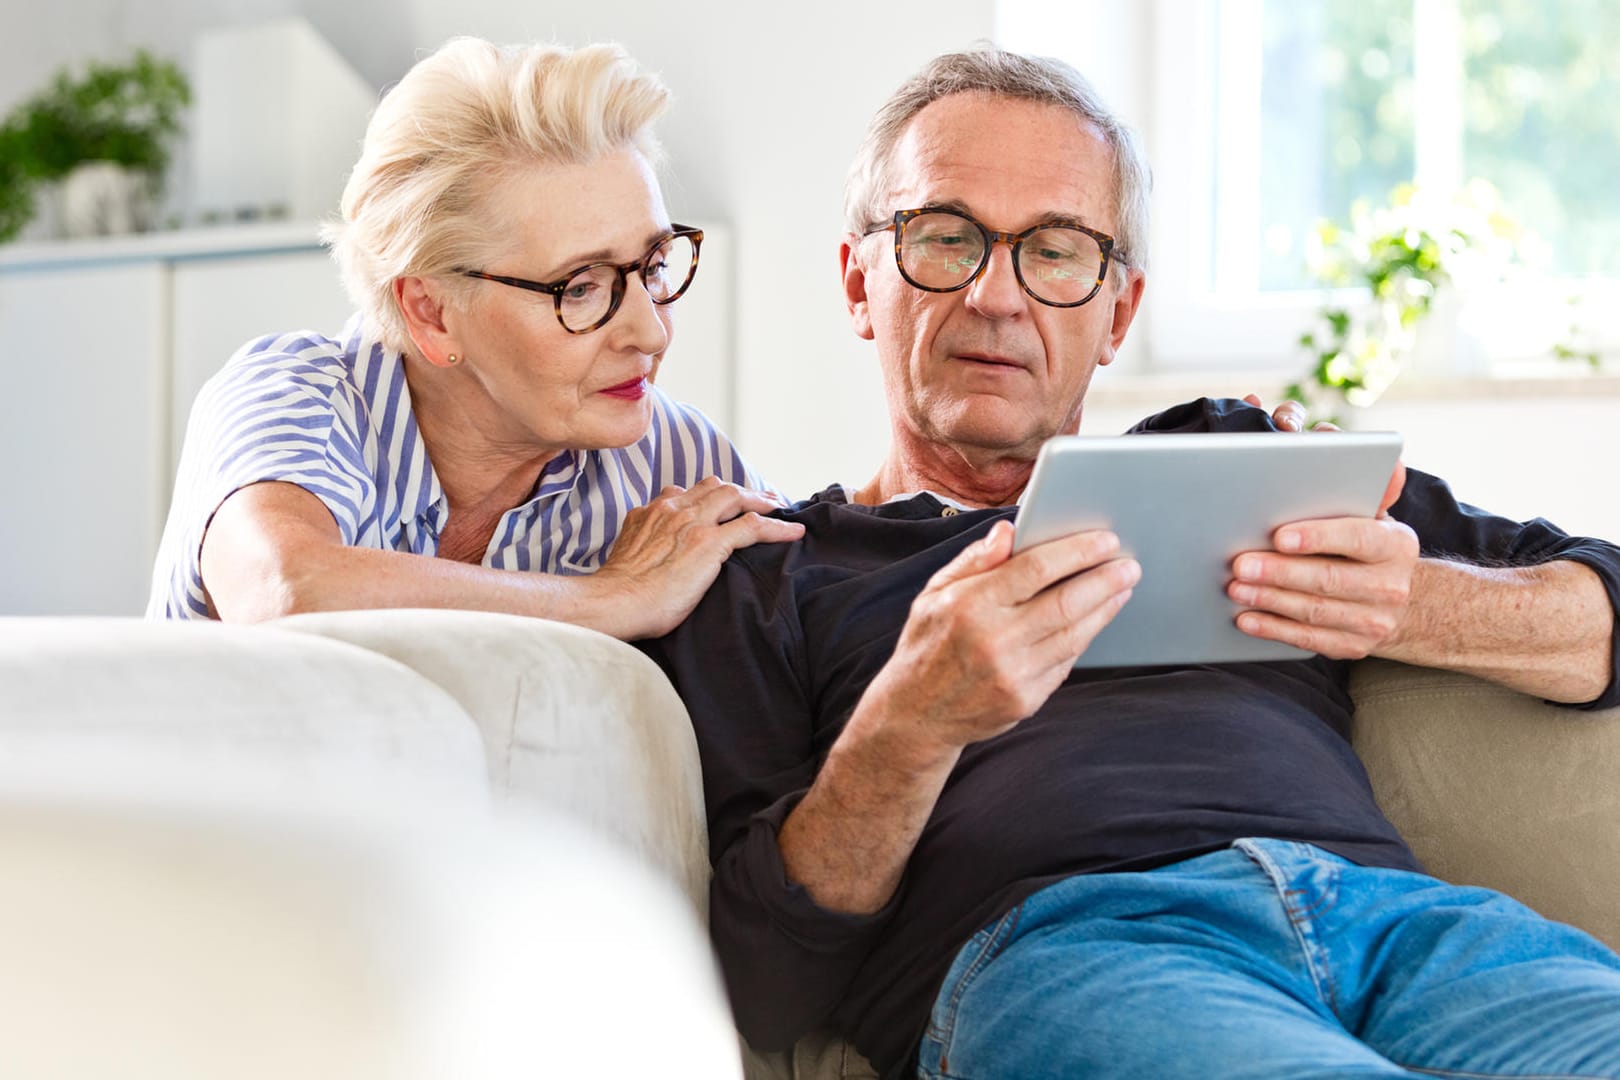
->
[1257, 0, 1620, 292]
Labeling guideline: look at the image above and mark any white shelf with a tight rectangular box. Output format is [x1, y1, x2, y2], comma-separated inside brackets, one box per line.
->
[0, 222, 328, 272]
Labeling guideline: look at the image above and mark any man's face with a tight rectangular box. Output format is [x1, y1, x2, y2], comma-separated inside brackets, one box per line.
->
[844, 93, 1145, 466]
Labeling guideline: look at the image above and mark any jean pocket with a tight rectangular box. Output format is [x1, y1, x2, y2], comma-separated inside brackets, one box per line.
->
[922, 901, 1027, 1052]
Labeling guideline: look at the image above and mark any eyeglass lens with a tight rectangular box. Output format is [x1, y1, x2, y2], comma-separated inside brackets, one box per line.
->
[898, 212, 1104, 305]
[558, 232, 698, 331]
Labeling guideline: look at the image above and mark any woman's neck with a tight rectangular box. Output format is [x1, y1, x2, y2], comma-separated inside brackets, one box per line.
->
[404, 356, 559, 516]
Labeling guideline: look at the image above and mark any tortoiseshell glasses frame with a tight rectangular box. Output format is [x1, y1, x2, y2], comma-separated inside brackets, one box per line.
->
[864, 208, 1117, 308]
[461, 225, 703, 334]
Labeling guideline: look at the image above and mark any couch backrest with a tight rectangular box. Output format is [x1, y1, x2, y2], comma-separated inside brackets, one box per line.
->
[276, 609, 712, 915]
[0, 616, 489, 802]
[1351, 658, 1620, 950]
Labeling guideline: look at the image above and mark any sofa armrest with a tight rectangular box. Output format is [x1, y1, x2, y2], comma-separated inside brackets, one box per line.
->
[274, 610, 709, 916]
[0, 617, 488, 802]
[1349, 658, 1620, 949]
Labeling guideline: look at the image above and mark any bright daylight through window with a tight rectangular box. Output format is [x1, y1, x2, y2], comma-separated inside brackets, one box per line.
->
[1242, 0, 1620, 293]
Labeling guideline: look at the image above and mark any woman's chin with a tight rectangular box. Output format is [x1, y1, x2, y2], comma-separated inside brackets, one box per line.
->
[571, 399, 654, 450]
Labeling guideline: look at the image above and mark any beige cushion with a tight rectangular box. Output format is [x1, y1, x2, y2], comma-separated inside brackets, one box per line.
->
[746, 1033, 878, 1080]
[1351, 658, 1620, 949]
[275, 609, 711, 914]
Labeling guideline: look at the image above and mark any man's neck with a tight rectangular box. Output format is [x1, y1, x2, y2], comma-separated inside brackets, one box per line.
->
[853, 442, 1034, 509]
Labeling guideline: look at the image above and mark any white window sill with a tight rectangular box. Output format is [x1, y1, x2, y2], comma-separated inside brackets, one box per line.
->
[1088, 365, 1620, 412]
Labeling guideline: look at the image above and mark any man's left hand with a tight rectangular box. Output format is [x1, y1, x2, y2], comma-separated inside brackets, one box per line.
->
[1227, 464, 1419, 659]
[1243, 393, 1338, 433]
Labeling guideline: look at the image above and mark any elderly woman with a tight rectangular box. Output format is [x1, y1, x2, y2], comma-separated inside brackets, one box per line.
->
[148, 38, 799, 639]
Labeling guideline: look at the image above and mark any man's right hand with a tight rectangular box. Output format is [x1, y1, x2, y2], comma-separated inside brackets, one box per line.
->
[776, 519, 1137, 914]
[865, 519, 1139, 752]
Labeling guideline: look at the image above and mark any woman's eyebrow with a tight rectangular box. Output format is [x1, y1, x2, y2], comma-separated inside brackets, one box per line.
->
[544, 227, 673, 277]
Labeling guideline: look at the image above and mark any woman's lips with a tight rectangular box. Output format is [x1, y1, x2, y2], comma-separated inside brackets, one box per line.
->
[600, 377, 648, 400]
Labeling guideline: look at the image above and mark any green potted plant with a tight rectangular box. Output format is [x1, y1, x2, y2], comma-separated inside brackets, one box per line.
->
[0, 153, 32, 242]
[0, 49, 189, 242]
[1284, 181, 1519, 421]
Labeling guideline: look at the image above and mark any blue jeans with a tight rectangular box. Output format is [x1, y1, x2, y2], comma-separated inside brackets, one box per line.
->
[917, 839, 1620, 1079]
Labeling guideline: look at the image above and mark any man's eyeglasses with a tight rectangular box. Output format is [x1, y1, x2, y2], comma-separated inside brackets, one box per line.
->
[461, 226, 703, 334]
[865, 209, 1116, 308]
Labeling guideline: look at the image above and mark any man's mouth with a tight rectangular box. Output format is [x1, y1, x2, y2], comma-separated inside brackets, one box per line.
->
[954, 353, 1027, 370]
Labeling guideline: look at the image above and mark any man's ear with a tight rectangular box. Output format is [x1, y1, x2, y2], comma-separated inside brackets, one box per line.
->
[840, 236, 876, 342]
[1096, 268, 1146, 368]
[395, 276, 463, 368]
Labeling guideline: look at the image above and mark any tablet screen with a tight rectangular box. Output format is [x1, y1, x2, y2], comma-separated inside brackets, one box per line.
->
[1012, 431, 1404, 667]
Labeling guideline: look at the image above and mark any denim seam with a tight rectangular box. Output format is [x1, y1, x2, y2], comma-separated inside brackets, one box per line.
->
[1236, 840, 1344, 1019]
[928, 903, 1023, 1039]
[927, 901, 1026, 1076]
[1399, 1065, 1615, 1080]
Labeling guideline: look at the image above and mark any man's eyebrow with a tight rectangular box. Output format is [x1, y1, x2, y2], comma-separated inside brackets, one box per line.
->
[1036, 211, 1099, 232]
[918, 200, 1101, 233]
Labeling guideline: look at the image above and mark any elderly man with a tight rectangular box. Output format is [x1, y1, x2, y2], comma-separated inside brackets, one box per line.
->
[642, 48, 1620, 1080]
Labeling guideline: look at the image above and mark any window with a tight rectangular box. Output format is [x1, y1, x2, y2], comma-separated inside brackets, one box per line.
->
[1247, 0, 1416, 292]
[1148, 0, 1620, 371]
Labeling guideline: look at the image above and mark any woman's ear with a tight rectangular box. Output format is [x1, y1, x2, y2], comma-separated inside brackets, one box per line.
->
[395, 276, 463, 368]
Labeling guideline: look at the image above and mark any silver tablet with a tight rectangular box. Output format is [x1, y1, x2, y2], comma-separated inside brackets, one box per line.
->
[1012, 431, 1405, 667]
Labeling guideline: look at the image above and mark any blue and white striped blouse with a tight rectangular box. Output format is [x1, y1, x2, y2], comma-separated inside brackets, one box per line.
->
[148, 316, 777, 620]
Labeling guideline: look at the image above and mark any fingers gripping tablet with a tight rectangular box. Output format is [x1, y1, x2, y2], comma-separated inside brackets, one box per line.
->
[1012, 432, 1404, 667]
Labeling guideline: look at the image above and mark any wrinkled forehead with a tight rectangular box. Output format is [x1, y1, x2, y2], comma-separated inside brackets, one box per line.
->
[884, 93, 1117, 236]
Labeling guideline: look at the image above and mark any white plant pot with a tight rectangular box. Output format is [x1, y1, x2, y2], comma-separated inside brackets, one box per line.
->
[55, 162, 159, 239]
[1405, 286, 1489, 380]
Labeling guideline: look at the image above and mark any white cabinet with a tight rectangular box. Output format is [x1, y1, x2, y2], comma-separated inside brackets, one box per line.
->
[0, 263, 168, 615]
[0, 226, 355, 615]
[169, 250, 356, 493]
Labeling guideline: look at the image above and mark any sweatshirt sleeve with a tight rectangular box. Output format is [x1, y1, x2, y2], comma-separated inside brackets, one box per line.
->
[637, 541, 898, 1049]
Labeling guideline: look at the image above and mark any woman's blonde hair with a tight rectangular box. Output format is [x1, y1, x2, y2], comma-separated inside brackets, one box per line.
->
[323, 38, 670, 354]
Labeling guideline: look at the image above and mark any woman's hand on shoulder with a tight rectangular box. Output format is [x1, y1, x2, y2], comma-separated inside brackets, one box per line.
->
[590, 476, 804, 640]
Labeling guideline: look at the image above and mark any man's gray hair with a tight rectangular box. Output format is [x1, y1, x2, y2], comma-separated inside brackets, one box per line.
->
[844, 46, 1151, 273]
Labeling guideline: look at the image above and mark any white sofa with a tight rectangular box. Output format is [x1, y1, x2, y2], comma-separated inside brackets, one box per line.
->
[4, 610, 1618, 1080]
[0, 611, 737, 1080]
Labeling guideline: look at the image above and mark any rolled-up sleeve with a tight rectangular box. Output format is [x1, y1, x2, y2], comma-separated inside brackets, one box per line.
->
[639, 544, 894, 1048]
[709, 789, 900, 1047]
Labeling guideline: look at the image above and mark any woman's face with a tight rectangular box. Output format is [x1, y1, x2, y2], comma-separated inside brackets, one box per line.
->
[445, 148, 679, 454]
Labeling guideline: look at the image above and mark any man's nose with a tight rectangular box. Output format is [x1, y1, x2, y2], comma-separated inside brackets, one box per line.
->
[964, 242, 1026, 319]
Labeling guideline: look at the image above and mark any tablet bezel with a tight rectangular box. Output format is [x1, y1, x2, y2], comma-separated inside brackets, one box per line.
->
[1012, 431, 1405, 668]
